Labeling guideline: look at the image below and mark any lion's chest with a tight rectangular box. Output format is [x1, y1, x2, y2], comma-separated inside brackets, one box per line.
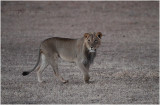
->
[82, 52, 96, 67]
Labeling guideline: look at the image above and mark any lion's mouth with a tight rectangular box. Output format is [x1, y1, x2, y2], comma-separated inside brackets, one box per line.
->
[89, 49, 96, 52]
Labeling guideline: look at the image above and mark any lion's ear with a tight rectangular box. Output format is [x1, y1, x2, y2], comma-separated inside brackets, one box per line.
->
[96, 32, 102, 39]
[84, 33, 90, 38]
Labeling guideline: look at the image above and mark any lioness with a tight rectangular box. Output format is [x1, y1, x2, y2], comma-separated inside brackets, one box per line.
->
[22, 32, 102, 83]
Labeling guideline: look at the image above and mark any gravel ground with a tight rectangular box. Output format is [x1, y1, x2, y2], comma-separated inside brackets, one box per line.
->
[1, 1, 159, 104]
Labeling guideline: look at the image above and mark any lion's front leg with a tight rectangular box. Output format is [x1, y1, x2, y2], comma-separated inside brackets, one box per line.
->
[76, 62, 90, 83]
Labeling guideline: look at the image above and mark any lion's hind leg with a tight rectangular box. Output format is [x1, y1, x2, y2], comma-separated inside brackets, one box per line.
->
[48, 54, 68, 83]
[37, 53, 48, 83]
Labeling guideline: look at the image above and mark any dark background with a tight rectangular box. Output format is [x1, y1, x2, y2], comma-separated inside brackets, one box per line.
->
[1, 1, 159, 104]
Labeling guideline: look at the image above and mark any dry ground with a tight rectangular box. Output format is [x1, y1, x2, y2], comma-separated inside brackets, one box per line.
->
[1, 1, 159, 104]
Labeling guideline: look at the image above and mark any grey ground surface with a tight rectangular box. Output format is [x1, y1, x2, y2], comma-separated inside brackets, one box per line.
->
[1, 1, 159, 104]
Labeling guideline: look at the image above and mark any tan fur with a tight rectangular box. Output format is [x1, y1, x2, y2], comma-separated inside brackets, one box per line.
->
[23, 32, 102, 83]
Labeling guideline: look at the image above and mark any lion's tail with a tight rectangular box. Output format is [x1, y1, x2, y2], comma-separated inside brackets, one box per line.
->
[22, 49, 41, 76]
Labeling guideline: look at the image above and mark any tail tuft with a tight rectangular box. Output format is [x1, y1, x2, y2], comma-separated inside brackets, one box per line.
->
[22, 71, 30, 76]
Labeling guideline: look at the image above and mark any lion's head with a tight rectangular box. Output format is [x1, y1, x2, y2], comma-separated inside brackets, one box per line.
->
[84, 32, 102, 52]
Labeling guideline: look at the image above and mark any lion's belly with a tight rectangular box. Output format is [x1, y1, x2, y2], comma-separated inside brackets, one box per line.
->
[59, 53, 76, 63]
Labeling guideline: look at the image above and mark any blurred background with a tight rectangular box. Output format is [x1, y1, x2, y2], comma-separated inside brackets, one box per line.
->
[1, 1, 159, 104]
